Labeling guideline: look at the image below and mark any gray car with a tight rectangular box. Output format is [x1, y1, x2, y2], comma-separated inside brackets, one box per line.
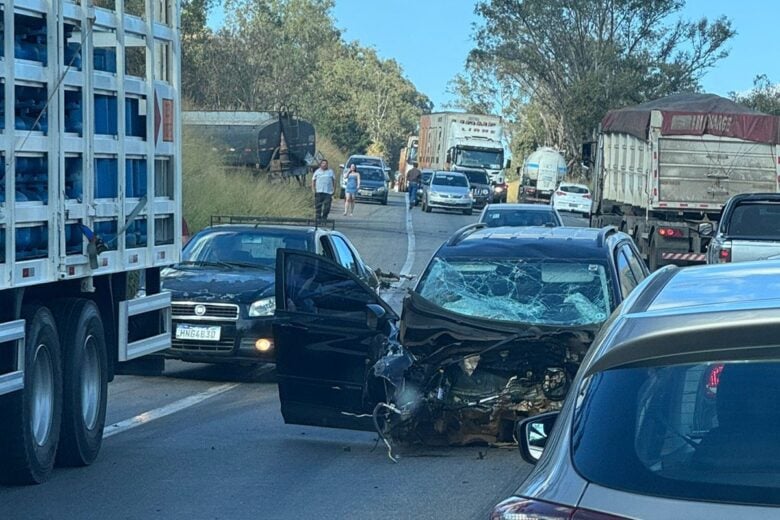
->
[493, 260, 780, 519]
[704, 193, 780, 264]
[422, 171, 473, 215]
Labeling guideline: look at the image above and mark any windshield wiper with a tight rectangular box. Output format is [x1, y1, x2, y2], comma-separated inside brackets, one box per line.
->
[176, 260, 235, 269]
[221, 261, 274, 270]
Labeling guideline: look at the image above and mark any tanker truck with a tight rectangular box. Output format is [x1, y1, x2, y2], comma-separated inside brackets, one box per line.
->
[589, 93, 780, 270]
[518, 147, 568, 201]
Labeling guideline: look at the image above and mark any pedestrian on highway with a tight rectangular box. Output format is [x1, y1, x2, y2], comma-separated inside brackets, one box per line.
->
[312, 159, 335, 221]
[343, 163, 361, 216]
[406, 162, 422, 208]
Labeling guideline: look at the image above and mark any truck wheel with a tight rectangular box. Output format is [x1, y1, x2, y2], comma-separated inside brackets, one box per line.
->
[52, 299, 107, 467]
[0, 305, 63, 485]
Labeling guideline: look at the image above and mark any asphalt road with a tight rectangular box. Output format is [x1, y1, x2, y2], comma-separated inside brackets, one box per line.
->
[0, 192, 588, 520]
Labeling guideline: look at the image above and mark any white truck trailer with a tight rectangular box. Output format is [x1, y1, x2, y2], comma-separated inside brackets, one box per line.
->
[590, 94, 780, 270]
[417, 112, 510, 201]
[0, 0, 181, 484]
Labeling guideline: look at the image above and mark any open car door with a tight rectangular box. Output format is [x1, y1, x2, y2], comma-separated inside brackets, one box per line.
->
[273, 249, 399, 431]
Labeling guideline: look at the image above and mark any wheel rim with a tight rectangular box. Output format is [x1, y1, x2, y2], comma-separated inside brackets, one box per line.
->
[81, 334, 101, 430]
[31, 344, 54, 446]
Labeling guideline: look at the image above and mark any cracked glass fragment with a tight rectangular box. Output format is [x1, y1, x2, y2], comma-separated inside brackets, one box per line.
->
[417, 258, 612, 326]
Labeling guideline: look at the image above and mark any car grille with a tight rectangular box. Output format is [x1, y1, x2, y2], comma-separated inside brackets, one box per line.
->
[171, 302, 240, 321]
[170, 337, 235, 354]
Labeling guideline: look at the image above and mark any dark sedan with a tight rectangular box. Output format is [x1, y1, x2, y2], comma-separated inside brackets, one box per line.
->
[162, 218, 378, 365]
[354, 165, 389, 205]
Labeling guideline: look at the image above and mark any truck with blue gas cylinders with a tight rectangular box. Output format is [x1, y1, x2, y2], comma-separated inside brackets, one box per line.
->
[0, 0, 182, 484]
[417, 112, 510, 202]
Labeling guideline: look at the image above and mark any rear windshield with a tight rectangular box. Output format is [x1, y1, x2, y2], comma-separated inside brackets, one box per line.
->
[572, 361, 780, 506]
[481, 209, 560, 227]
[463, 171, 489, 185]
[561, 185, 589, 194]
[725, 203, 780, 238]
[432, 174, 468, 187]
[417, 258, 612, 325]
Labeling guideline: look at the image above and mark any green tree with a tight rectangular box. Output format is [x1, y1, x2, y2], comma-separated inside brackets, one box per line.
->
[464, 0, 735, 166]
[731, 75, 780, 116]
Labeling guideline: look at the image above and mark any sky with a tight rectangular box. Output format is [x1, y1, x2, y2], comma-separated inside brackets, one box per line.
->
[208, 0, 779, 110]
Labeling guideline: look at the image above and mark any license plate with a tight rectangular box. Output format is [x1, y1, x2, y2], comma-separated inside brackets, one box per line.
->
[175, 324, 221, 341]
[359, 190, 372, 196]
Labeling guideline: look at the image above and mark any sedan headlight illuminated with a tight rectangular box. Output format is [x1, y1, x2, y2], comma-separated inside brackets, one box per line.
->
[481, 188, 489, 195]
[248, 297, 276, 317]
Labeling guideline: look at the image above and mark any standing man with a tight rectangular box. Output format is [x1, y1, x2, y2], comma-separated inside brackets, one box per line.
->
[406, 162, 422, 208]
[312, 159, 335, 221]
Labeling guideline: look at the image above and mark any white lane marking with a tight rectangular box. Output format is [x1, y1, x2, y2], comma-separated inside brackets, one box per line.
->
[103, 383, 239, 438]
[399, 192, 416, 279]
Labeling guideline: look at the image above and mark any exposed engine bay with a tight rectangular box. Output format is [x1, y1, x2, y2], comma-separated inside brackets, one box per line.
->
[367, 292, 597, 458]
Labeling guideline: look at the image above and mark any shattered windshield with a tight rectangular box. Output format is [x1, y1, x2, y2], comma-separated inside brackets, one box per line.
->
[417, 258, 612, 325]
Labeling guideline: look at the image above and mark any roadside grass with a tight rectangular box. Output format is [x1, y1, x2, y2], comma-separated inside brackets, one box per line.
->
[182, 132, 315, 232]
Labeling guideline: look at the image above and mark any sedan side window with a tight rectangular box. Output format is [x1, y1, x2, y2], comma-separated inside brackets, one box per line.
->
[616, 250, 639, 299]
[320, 236, 336, 261]
[331, 236, 358, 274]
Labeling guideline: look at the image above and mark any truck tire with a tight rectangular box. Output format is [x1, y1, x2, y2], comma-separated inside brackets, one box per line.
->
[0, 305, 63, 485]
[52, 299, 107, 467]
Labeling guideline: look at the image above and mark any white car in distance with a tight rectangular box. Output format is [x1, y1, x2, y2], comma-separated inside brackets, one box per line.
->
[551, 183, 592, 215]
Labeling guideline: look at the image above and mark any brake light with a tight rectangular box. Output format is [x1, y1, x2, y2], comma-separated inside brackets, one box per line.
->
[555, 191, 566, 197]
[657, 227, 685, 238]
[491, 497, 630, 520]
[718, 246, 732, 263]
[583, 193, 591, 199]
[705, 364, 725, 398]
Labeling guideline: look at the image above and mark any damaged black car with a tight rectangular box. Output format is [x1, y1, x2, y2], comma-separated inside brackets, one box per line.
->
[273, 225, 648, 449]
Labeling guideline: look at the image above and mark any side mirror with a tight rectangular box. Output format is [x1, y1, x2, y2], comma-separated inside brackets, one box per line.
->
[339, 164, 345, 169]
[517, 411, 559, 464]
[698, 222, 714, 237]
[505, 159, 512, 169]
[446, 150, 452, 163]
[366, 303, 386, 330]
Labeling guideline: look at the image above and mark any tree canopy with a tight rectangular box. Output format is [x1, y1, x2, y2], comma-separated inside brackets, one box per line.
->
[181, 0, 430, 167]
[731, 75, 780, 116]
[451, 0, 736, 171]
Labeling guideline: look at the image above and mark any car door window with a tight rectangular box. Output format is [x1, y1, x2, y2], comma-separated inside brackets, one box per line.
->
[616, 249, 639, 299]
[622, 244, 648, 282]
[331, 236, 358, 274]
[283, 252, 376, 321]
[320, 236, 336, 261]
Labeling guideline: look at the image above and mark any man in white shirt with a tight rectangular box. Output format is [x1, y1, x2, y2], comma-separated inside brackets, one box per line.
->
[312, 159, 335, 221]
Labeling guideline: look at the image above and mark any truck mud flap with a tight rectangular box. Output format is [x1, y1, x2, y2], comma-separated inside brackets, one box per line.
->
[661, 252, 706, 263]
[118, 292, 171, 362]
[0, 320, 25, 396]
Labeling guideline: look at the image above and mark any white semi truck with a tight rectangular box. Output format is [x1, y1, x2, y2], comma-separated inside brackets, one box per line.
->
[590, 94, 780, 270]
[418, 112, 510, 202]
[0, 0, 181, 484]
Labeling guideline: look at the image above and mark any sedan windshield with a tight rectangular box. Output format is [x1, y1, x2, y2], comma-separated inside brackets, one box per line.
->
[358, 167, 385, 181]
[183, 230, 312, 268]
[481, 209, 561, 227]
[417, 258, 611, 325]
[432, 174, 468, 187]
[573, 361, 780, 506]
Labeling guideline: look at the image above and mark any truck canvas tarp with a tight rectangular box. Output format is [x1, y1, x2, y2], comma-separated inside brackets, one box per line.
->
[602, 93, 780, 144]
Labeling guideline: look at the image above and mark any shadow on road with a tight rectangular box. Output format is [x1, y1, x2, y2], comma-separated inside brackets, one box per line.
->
[164, 361, 278, 384]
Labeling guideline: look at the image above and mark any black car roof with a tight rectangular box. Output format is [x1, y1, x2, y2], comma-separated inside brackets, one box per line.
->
[437, 225, 623, 260]
[584, 261, 780, 376]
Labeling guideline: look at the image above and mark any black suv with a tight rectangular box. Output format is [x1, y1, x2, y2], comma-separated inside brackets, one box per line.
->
[162, 216, 378, 365]
[271, 224, 648, 445]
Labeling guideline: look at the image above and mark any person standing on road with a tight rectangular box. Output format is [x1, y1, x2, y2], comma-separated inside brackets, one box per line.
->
[312, 159, 335, 221]
[343, 163, 361, 216]
[406, 162, 422, 208]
